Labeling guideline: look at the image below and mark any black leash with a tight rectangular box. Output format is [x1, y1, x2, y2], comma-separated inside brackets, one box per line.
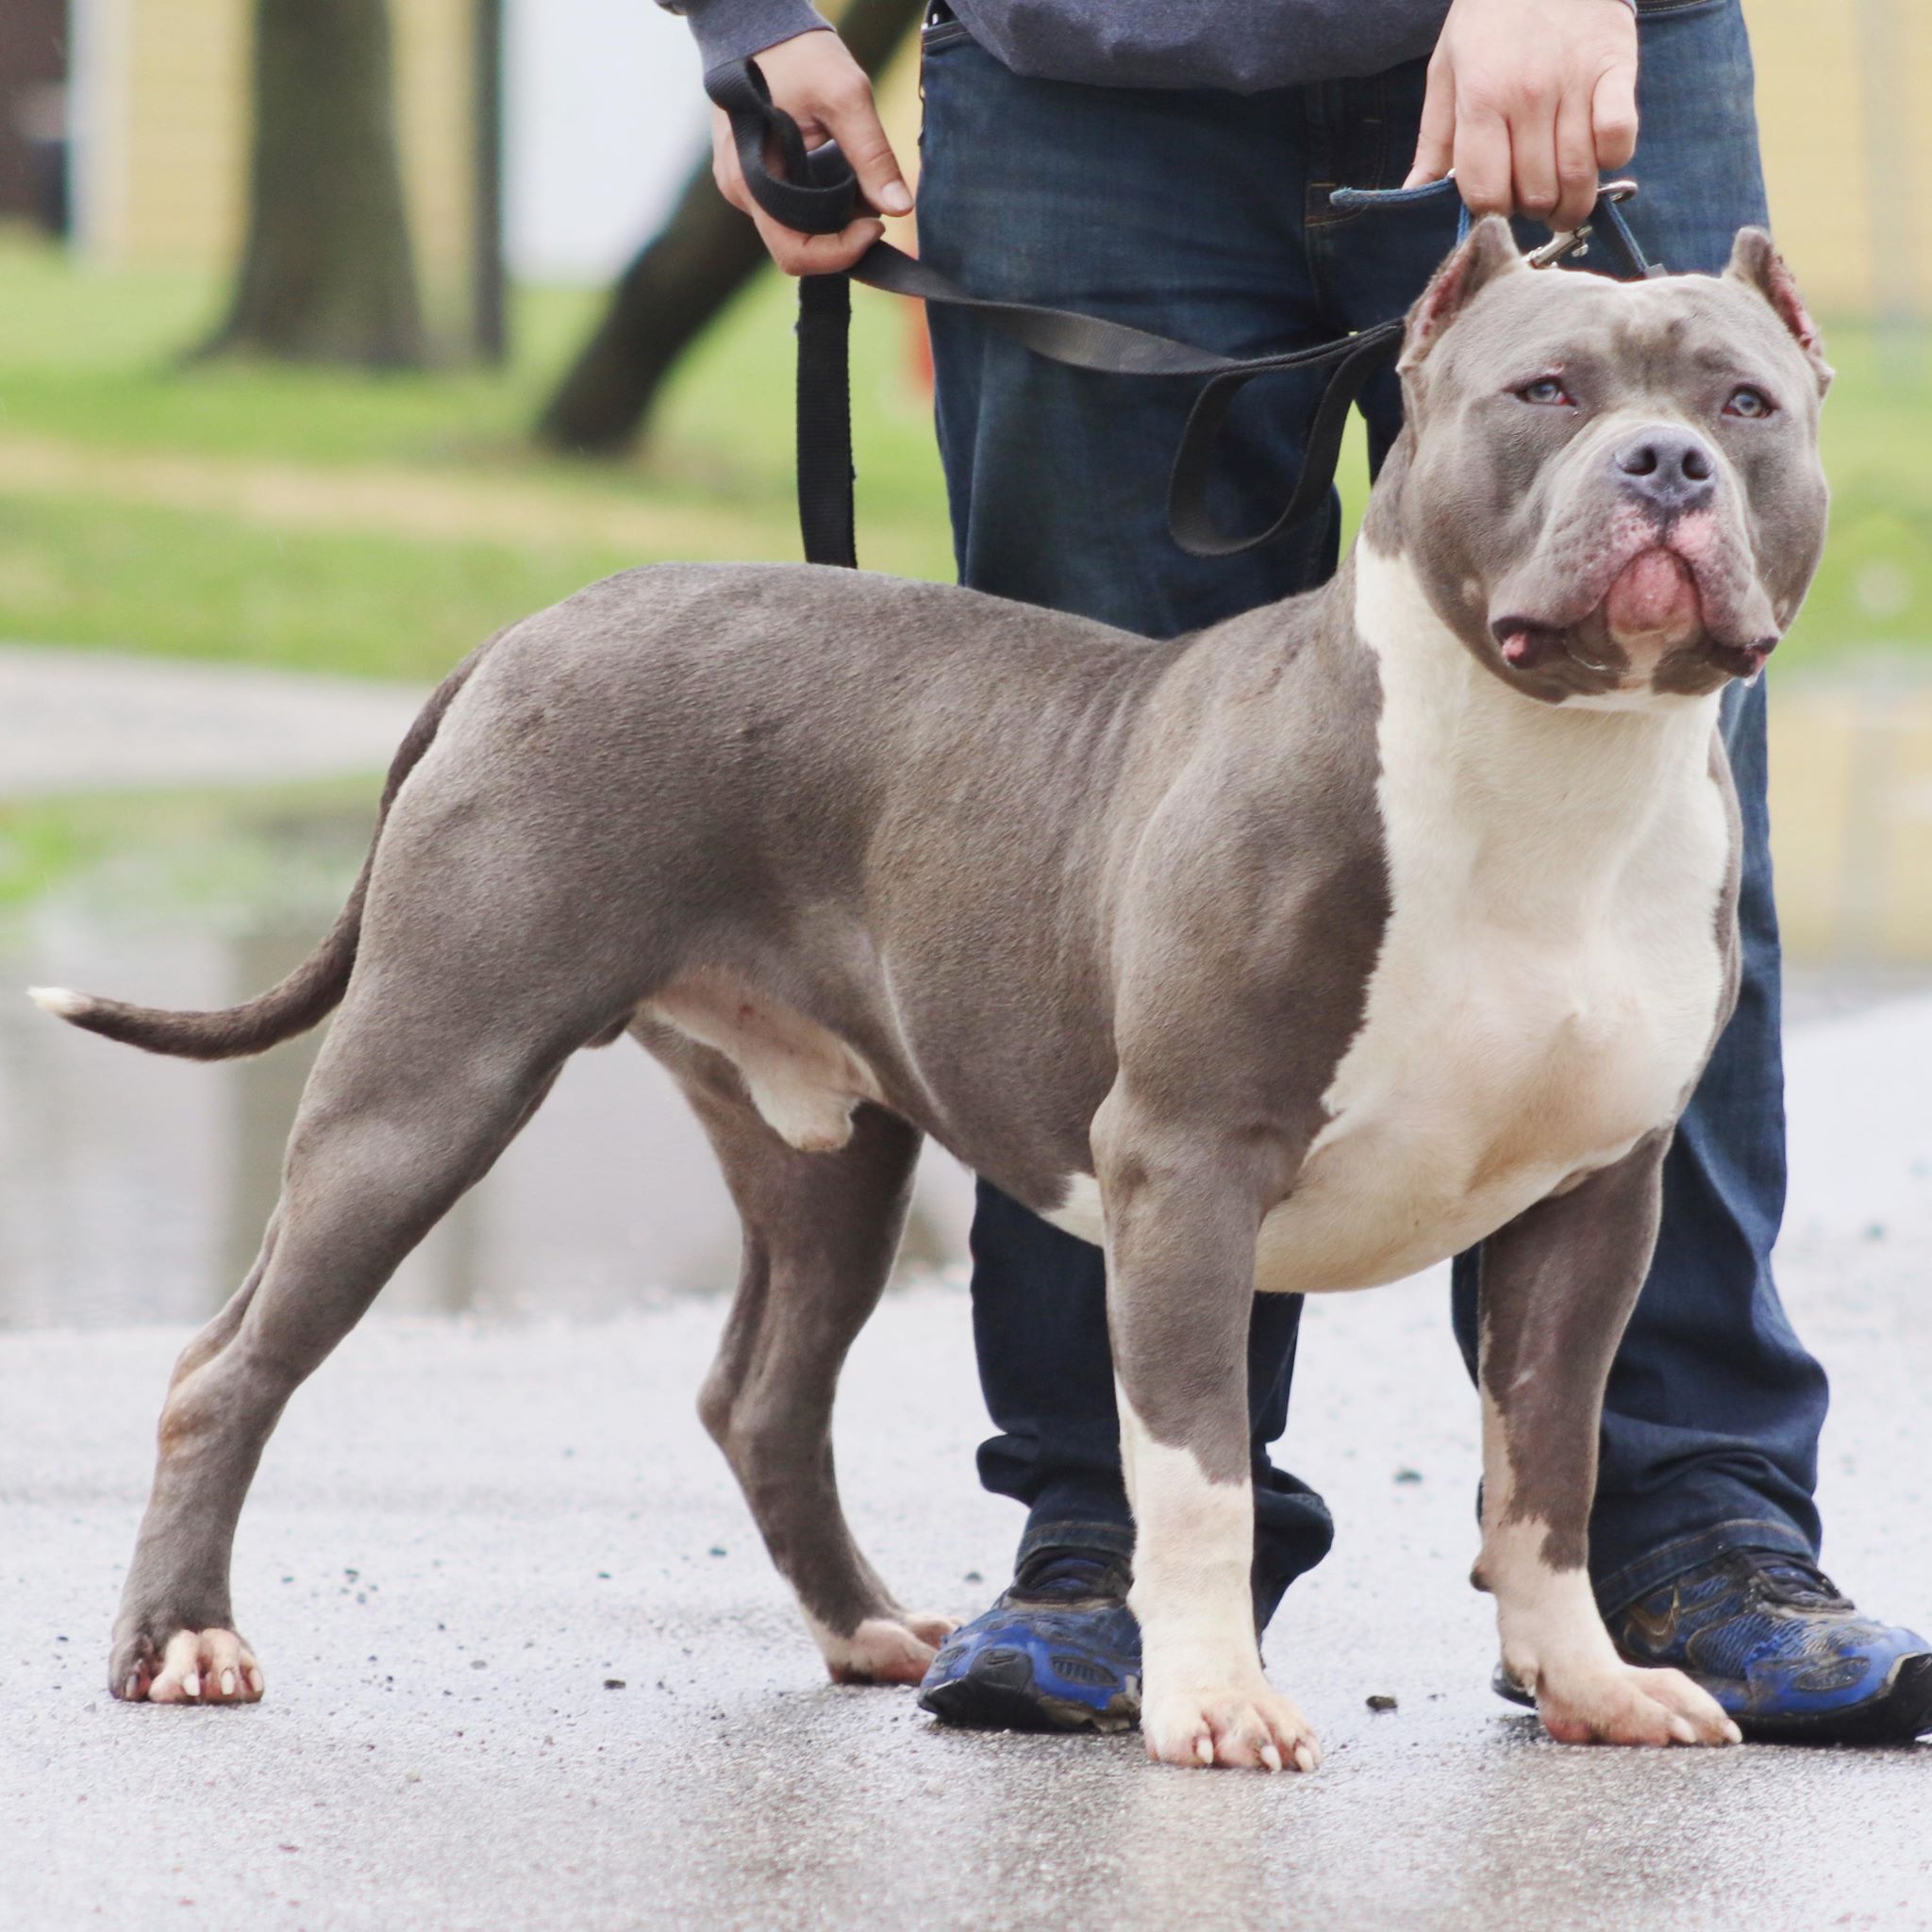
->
[704, 55, 1659, 571]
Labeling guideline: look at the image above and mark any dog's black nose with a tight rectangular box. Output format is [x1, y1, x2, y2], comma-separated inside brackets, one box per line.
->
[1612, 429, 1717, 513]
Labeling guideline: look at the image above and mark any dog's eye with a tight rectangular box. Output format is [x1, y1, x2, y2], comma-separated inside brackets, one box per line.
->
[1724, 385, 1774, 419]
[1516, 377, 1573, 407]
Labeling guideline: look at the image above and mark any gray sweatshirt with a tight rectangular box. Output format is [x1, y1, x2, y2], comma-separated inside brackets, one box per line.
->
[662, 0, 1453, 95]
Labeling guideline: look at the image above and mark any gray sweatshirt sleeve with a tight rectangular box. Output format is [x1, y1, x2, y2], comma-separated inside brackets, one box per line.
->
[657, 0, 833, 73]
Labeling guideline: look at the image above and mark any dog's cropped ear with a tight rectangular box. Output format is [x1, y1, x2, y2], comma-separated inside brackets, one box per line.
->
[1725, 227, 1832, 392]
[1399, 215, 1524, 373]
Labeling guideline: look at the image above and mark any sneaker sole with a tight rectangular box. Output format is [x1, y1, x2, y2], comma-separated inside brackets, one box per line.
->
[1725, 1651, 1932, 1746]
[1491, 1654, 1932, 1745]
[919, 1665, 1140, 1735]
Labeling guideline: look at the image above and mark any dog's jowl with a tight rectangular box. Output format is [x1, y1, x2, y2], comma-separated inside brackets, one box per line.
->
[34, 222, 1831, 1768]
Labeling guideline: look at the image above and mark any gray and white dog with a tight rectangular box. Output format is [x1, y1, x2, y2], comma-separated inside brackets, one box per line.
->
[36, 218, 1832, 1772]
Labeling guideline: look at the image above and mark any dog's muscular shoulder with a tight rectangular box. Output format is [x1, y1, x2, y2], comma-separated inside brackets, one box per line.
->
[1042, 540, 1733, 1289]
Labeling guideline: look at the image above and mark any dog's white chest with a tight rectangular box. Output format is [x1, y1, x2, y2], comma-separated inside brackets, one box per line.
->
[1260, 847, 1722, 1293]
[1254, 550, 1731, 1291]
[1046, 549, 1733, 1291]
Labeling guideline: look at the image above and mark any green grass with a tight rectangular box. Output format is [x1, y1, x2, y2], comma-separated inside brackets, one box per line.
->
[0, 493, 651, 678]
[0, 240, 953, 679]
[0, 241, 944, 490]
[0, 234, 1925, 679]
[1796, 329, 1932, 664]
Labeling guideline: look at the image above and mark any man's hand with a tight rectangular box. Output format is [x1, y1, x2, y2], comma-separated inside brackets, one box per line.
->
[1406, 0, 1639, 233]
[710, 29, 912, 275]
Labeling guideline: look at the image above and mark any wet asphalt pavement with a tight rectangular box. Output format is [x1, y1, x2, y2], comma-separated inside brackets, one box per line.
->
[4, 995, 1930, 1931]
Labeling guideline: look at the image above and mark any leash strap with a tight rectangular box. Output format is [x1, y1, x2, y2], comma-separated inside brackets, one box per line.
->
[704, 56, 1656, 569]
[795, 273, 858, 568]
[1591, 191, 1667, 278]
[1164, 324, 1403, 558]
[858, 239, 1407, 557]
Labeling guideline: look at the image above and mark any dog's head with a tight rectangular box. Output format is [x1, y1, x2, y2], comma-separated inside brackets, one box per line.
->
[1378, 217, 1831, 704]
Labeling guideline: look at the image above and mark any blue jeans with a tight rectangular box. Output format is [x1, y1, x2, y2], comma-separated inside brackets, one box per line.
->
[918, 0, 1828, 1620]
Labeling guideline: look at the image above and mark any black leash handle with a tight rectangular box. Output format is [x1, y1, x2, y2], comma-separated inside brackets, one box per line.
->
[706, 57, 859, 234]
[703, 55, 1648, 569]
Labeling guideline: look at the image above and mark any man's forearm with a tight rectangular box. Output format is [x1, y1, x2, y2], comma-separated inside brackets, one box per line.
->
[658, 0, 832, 72]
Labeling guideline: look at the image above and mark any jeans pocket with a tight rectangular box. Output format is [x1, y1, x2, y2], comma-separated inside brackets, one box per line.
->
[918, 16, 977, 144]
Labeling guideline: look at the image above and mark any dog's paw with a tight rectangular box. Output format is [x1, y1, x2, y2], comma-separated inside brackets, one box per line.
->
[815, 1612, 958, 1686]
[903, 1610, 961, 1650]
[111, 1626, 264, 1706]
[1536, 1661, 1740, 1746]
[1141, 1675, 1321, 1772]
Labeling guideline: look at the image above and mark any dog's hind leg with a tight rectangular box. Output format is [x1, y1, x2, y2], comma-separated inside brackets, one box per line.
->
[108, 941, 623, 1707]
[660, 1034, 957, 1685]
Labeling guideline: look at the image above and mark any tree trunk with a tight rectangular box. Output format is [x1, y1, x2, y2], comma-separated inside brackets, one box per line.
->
[536, 0, 923, 457]
[202, 0, 425, 368]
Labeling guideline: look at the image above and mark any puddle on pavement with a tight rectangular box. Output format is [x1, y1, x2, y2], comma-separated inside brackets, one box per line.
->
[0, 783, 971, 1330]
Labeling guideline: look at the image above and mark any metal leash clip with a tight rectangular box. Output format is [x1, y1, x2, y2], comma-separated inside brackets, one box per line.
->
[1525, 178, 1641, 269]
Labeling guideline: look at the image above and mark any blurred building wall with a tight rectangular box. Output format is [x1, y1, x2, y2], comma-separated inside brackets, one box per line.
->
[65, 0, 483, 337]
[51, 0, 1932, 316]
[1751, 0, 1930, 320]
[67, 0, 248, 265]
[59, 0, 706, 291]
[1769, 675, 1932, 966]
[394, 0, 486, 329]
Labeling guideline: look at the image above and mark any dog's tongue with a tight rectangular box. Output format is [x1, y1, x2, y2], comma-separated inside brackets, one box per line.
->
[1604, 548, 1700, 642]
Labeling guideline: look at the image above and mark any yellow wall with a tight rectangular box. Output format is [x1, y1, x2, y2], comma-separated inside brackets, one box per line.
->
[88, 0, 249, 269]
[87, 0, 1932, 324]
[392, 0, 477, 325]
[1750, 0, 1932, 316]
[1768, 684, 1932, 964]
[85, 0, 478, 336]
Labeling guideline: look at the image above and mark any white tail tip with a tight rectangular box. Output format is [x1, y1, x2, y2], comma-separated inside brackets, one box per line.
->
[26, 986, 91, 1019]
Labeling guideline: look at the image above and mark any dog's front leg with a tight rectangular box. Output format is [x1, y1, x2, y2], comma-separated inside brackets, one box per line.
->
[1474, 1136, 1740, 1747]
[1092, 1087, 1319, 1773]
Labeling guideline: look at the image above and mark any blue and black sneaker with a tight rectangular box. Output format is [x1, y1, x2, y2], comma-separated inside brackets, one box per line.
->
[917, 1549, 1141, 1733]
[1493, 1546, 1932, 1744]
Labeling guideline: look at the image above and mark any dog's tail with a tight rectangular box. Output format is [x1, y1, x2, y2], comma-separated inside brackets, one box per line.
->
[26, 639, 499, 1062]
